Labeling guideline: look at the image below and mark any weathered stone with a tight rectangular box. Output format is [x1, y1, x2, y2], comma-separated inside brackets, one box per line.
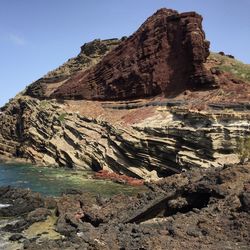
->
[9, 233, 24, 241]
[25, 39, 121, 99]
[26, 208, 52, 223]
[16, 164, 250, 250]
[239, 184, 250, 213]
[0, 187, 44, 217]
[0, 8, 249, 180]
[0, 96, 249, 179]
[52, 9, 216, 101]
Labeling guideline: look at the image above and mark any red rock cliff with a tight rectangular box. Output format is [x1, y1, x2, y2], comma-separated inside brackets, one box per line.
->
[51, 8, 216, 100]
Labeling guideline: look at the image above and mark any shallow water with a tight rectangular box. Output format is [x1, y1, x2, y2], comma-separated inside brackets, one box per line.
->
[0, 162, 146, 197]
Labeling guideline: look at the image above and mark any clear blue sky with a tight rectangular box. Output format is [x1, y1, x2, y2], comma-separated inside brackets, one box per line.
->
[1, 0, 250, 107]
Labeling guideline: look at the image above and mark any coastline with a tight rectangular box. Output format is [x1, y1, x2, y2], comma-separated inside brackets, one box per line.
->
[0, 163, 249, 249]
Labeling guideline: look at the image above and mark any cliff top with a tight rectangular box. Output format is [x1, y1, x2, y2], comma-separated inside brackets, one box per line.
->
[19, 8, 249, 108]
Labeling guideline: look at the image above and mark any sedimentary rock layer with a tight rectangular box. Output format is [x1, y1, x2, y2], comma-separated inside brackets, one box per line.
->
[0, 8, 249, 179]
[0, 96, 249, 179]
[31, 8, 216, 101]
[25, 39, 121, 99]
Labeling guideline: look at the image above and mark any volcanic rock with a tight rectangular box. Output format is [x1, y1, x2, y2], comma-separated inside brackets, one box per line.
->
[0, 187, 45, 217]
[18, 163, 250, 250]
[51, 8, 217, 101]
[26, 208, 52, 223]
[0, 8, 249, 179]
[25, 39, 121, 99]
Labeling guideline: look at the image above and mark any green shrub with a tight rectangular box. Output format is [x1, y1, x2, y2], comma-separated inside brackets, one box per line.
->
[236, 137, 250, 163]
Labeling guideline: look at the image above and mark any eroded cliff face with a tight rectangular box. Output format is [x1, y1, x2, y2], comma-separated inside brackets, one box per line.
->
[25, 38, 121, 99]
[0, 8, 249, 180]
[26, 9, 216, 101]
[0, 96, 249, 179]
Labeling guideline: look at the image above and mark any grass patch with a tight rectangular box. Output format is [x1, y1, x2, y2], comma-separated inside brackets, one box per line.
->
[209, 53, 250, 82]
[58, 113, 67, 122]
[39, 100, 50, 109]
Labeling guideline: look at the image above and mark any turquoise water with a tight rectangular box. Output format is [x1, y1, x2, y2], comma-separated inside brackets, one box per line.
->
[0, 163, 145, 197]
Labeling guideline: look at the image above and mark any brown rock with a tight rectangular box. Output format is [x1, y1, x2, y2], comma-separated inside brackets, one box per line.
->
[27, 207, 52, 223]
[51, 8, 216, 101]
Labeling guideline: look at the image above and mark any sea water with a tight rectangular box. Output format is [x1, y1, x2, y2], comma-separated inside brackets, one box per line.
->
[0, 162, 145, 197]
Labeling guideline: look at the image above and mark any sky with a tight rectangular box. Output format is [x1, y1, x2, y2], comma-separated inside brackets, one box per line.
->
[0, 0, 250, 107]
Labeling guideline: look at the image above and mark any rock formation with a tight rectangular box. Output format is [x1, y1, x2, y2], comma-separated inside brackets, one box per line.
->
[27, 9, 217, 101]
[0, 95, 249, 179]
[0, 8, 249, 250]
[25, 38, 121, 99]
[0, 8, 249, 179]
[1, 163, 249, 249]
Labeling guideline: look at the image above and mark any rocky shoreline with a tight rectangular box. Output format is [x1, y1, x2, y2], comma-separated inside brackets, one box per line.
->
[0, 7, 250, 250]
[1, 95, 249, 181]
[0, 163, 249, 249]
[0, 8, 249, 179]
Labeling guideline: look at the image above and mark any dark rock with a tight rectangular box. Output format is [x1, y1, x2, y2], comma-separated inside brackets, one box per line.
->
[226, 54, 235, 59]
[186, 227, 201, 237]
[2, 164, 250, 250]
[56, 216, 78, 236]
[239, 184, 250, 213]
[27, 208, 52, 223]
[23, 239, 31, 249]
[0, 187, 44, 217]
[166, 222, 176, 236]
[4, 219, 29, 233]
[44, 196, 57, 209]
[9, 233, 24, 241]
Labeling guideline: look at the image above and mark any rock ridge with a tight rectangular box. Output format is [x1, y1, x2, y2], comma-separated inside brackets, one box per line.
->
[0, 96, 249, 179]
[28, 8, 217, 101]
[25, 38, 121, 99]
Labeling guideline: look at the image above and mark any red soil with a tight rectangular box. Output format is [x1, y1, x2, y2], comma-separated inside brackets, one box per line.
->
[94, 170, 144, 186]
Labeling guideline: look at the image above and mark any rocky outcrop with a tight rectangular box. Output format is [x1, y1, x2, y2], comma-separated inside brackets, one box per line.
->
[51, 9, 216, 101]
[0, 8, 249, 179]
[25, 39, 121, 99]
[0, 96, 249, 179]
[2, 164, 249, 249]
[0, 187, 45, 217]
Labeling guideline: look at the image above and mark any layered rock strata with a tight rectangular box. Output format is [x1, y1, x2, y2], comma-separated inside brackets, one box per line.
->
[0, 8, 249, 179]
[25, 39, 121, 99]
[0, 96, 249, 179]
[27, 8, 216, 101]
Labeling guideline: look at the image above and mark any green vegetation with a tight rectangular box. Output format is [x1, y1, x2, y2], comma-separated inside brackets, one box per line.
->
[236, 137, 250, 163]
[209, 53, 250, 82]
[58, 113, 67, 122]
[39, 100, 50, 108]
